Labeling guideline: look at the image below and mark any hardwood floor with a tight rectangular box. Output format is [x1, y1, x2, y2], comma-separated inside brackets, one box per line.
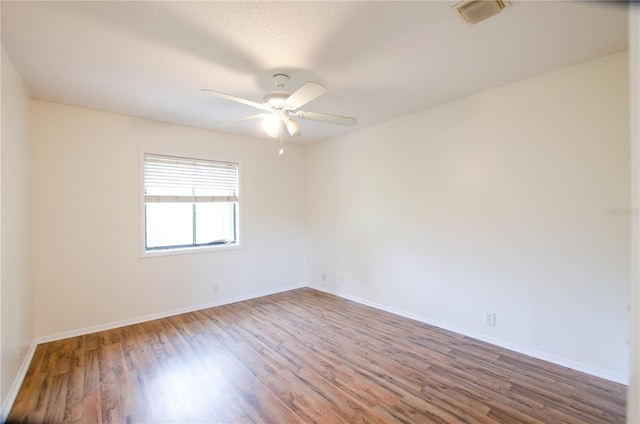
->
[8, 288, 626, 423]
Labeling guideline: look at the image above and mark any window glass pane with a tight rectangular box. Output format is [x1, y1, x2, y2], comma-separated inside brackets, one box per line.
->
[195, 203, 236, 245]
[146, 203, 193, 248]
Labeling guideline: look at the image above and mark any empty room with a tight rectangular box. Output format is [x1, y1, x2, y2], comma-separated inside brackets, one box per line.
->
[1, 1, 639, 423]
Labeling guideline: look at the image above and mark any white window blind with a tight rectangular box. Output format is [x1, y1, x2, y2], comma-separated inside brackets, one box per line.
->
[144, 154, 239, 203]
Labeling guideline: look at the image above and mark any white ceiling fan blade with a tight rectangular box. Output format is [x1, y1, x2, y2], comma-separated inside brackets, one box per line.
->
[284, 82, 327, 109]
[295, 110, 357, 127]
[202, 89, 271, 111]
[217, 113, 267, 127]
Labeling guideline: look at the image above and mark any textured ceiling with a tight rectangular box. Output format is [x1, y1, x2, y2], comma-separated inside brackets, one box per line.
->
[1, 1, 629, 144]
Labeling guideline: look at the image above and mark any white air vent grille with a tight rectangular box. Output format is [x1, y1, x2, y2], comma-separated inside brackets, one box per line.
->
[454, 0, 511, 25]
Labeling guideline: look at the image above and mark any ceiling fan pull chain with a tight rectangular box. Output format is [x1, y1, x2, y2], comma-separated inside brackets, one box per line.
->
[278, 122, 285, 156]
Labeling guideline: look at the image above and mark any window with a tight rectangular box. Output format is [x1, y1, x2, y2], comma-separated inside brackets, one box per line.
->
[142, 152, 239, 254]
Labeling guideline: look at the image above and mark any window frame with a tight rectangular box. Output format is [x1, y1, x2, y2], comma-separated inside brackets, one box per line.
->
[139, 149, 242, 258]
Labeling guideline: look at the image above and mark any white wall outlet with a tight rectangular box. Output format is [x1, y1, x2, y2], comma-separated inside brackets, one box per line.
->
[322, 273, 327, 281]
[338, 276, 344, 287]
[213, 284, 219, 294]
[485, 312, 496, 326]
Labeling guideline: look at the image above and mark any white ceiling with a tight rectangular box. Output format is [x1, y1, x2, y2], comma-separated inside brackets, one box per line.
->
[1, 1, 629, 144]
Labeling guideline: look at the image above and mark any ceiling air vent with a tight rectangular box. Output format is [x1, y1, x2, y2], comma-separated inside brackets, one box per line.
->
[453, 0, 511, 25]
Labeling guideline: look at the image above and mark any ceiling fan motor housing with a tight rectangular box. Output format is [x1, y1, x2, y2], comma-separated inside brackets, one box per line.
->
[263, 92, 291, 109]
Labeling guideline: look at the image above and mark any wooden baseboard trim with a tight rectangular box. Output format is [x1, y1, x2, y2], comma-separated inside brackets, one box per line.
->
[1, 341, 37, 423]
[27, 281, 627, 388]
[308, 284, 628, 385]
[35, 283, 305, 345]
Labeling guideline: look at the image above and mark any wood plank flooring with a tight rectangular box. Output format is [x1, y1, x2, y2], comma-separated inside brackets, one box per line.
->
[7, 288, 626, 423]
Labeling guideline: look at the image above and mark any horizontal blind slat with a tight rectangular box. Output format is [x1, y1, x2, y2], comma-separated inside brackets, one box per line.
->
[144, 195, 239, 203]
[144, 153, 239, 198]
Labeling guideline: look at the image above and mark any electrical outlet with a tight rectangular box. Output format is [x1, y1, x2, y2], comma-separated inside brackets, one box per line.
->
[213, 285, 219, 294]
[338, 276, 344, 287]
[485, 312, 496, 326]
[322, 273, 327, 281]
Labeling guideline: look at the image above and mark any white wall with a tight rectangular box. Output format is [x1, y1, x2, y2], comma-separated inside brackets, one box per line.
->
[308, 52, 630, 382]
[1, 47, 33, 415]
[31, 101, 308, 338]
[628, 4, 639, 422]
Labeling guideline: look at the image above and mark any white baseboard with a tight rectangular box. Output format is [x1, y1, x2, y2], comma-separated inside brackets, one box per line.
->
[4, 284, 304, 419]
[308, 284, 628, 385]
[12, 280, 625, 422]
[1, 341, 37, 423]
[36, 283, 305, 344]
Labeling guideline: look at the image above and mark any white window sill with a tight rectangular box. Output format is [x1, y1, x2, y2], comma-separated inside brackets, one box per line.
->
[140, 243, 242, 258]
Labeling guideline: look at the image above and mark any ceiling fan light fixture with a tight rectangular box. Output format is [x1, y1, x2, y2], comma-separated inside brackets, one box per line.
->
[453, 0, 510, 25]
[284, 117, 301, 137]
[263, 113, 281, 138]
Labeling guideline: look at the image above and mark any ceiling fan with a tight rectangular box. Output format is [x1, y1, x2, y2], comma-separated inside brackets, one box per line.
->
[203, 74, 357, 155]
